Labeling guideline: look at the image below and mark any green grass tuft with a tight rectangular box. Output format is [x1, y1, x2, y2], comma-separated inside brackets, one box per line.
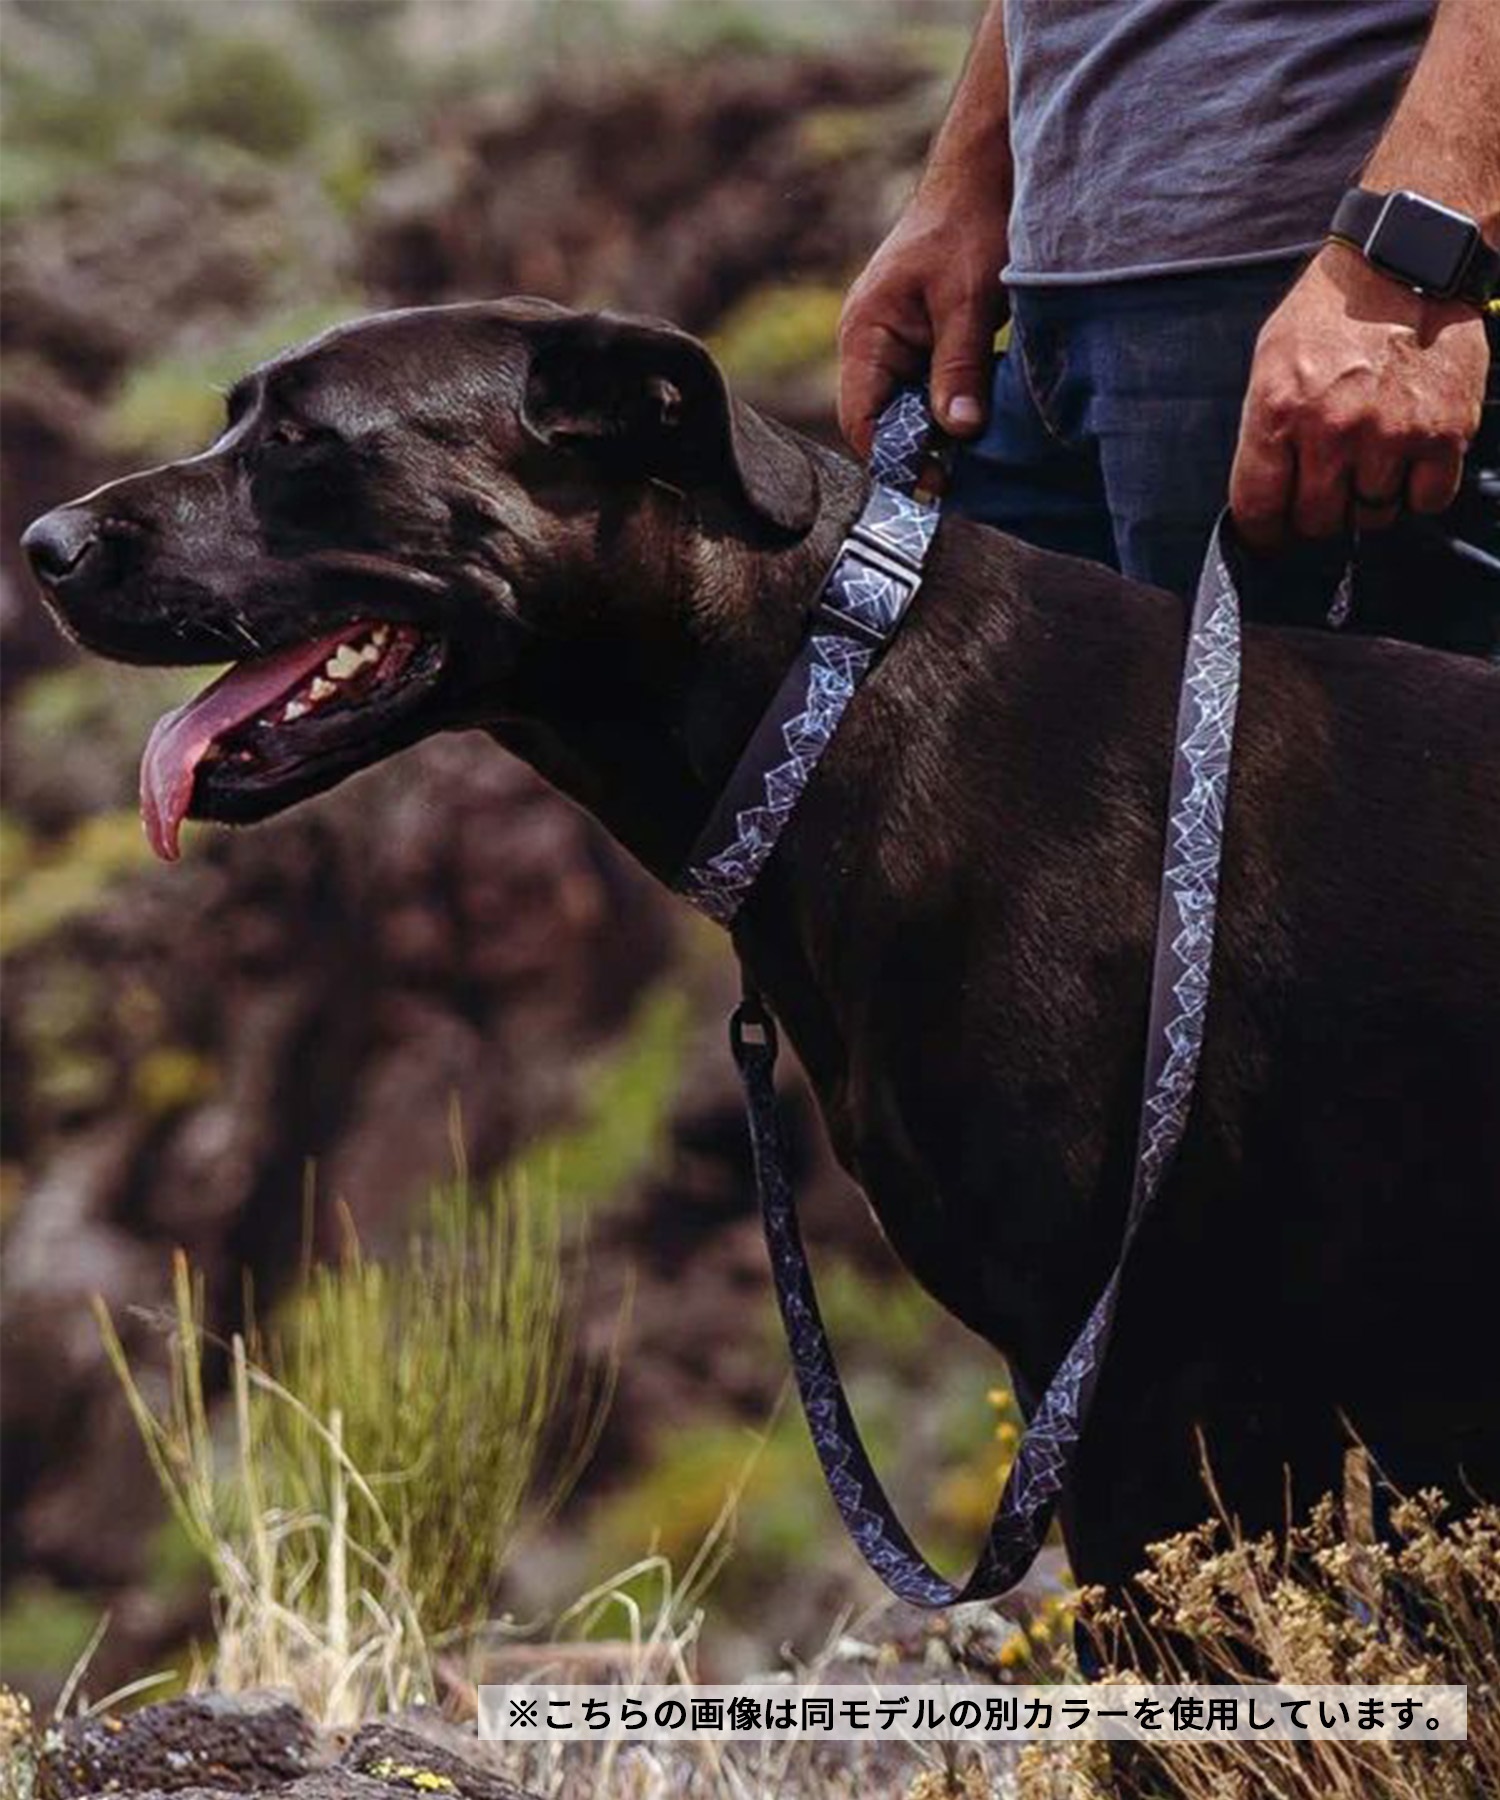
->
[266, 1176, 612, 1638]
[98, 1169, 614, 1719]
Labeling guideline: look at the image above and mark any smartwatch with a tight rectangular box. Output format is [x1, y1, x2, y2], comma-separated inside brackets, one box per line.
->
[1329, 187, 1500, 307]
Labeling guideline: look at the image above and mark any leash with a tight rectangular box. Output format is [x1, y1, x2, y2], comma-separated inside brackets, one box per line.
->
[680, 389, 1242, 1604]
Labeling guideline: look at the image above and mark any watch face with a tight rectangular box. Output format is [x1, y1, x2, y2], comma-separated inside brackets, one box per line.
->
[1368, 191, 1478, 296]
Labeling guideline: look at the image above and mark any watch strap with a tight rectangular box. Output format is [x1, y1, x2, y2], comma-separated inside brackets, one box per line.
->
[1330, 186, 1500, 307]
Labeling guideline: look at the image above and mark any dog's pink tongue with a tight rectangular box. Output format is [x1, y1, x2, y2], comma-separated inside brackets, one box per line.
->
[140, 632, 348, 862]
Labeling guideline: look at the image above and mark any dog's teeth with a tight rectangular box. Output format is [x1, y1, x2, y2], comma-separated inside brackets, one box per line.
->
[371, 625, 389, 647]
[325, 640, 382, 682]
[281, 698, 310, 722]
[309, 677, 337, 702]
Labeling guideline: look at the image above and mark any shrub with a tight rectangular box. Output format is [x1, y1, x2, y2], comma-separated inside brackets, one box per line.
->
[1020, 1479, 1500, 1800]
[98, 1173, 612, 1721]
[266, 1175, 611, 1637]
[708, 282, 844, 390]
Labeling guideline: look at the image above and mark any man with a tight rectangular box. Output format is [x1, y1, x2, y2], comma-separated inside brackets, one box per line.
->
[839, 0, 1498, 609]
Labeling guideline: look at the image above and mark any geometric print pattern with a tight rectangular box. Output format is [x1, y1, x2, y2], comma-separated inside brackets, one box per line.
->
[677, 390, 941, 925]
[680, 632, 877, 924]
[869, 386, 935, 492]
[826, 491, 939, 639]
[822, 556, 912, 642]
[1131, 526, 1241, 1217]
[860, 484, 941, 568]
[971, 534, 1243, 1585]
[729, 398, 1246, 1607]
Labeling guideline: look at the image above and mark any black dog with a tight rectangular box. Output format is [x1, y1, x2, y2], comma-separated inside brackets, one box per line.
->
[22, 300, 1500, 1590]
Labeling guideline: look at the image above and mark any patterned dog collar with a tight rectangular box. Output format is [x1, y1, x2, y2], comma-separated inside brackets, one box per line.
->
[677, 391, 942, 924]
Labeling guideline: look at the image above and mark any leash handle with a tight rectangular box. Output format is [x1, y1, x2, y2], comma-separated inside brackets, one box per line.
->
[734, 388, 1244, 1604]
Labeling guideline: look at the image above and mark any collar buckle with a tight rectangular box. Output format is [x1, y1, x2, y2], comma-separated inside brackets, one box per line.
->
[815, 531, 925, 648]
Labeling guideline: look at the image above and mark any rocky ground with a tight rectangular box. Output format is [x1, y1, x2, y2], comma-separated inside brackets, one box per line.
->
[27, 1693, 546, 1800]
[13, 1622, 1036, 1800]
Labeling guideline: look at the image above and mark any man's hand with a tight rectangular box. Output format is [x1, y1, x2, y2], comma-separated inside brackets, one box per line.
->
[837, 189, 1011, 458]
[1230, 241, 1489, 548]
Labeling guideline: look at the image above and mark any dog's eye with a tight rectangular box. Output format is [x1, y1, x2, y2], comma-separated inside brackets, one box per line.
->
[255, 421, 337, 471]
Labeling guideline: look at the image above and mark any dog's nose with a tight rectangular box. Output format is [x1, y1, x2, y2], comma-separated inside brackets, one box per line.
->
[21, 507, 138, 592]
[22, 507, 102, 587]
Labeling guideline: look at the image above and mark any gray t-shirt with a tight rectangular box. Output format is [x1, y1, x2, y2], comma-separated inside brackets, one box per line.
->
[1003, 0, 1436, 285]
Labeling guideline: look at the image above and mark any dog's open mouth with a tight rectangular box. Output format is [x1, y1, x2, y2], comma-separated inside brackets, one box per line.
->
[141, 620, 445, 860]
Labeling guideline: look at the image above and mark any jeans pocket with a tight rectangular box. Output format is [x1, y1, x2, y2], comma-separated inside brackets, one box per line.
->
[1009, 310, 1072, 447]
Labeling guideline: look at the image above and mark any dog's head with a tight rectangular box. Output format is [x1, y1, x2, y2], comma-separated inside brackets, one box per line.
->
[21, 299, 821, 861]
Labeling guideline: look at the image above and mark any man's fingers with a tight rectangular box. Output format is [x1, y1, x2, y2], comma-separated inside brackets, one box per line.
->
[837, 319, 928, 458]
[1350, 439, 1407, 532]
[1406, 445, 1464, 517]
[1229, 418, 1295, 551]
[929, 295, 1000, 437]
[1290, 441, 1353, 541]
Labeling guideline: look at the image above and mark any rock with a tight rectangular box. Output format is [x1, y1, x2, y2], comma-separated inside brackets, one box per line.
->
[339, 1721, 540, 1800]
[37, 1709, 546, 1800]
[1, 159, 353, 380]
[88, 1784, 382, 1800]
[0, 360, 110, 687]
[41, 1691, 318, 1797]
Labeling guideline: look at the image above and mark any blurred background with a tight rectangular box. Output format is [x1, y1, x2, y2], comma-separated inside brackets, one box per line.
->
[0, 0, 1038, 1713]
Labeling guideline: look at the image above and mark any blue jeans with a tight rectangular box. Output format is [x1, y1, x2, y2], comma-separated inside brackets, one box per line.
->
[948, 263, 1302, 601]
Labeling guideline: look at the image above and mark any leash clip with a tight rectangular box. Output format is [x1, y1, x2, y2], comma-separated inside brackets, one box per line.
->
[729, 992, 779, 1068]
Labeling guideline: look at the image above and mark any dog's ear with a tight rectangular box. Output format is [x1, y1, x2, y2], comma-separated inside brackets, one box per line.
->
[521, 313, 818, 536]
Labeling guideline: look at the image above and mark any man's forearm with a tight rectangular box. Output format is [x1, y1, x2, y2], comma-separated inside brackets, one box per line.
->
[918, 0, 1013, 214]
[1363, 0, 1500, 234]
[837, 0, 1014, 443]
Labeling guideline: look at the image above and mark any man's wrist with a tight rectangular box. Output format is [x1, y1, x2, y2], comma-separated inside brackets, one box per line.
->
[918, 143, 1012, 220]
[1314, 238, 1478, 326]
[1328, 185, 1500, 310]
[908, 169, 1011, 251]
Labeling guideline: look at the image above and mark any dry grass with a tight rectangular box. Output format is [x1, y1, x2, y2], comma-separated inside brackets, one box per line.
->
[1020, 1472, 1499, 1800]
[0, 1688, 38, 1800]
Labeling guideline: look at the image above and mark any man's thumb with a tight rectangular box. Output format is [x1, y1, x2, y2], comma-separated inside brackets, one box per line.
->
[930, 301, 996, 436]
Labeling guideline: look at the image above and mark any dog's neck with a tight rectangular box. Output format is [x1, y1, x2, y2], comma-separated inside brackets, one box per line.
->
[486, 441, 870, 878]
